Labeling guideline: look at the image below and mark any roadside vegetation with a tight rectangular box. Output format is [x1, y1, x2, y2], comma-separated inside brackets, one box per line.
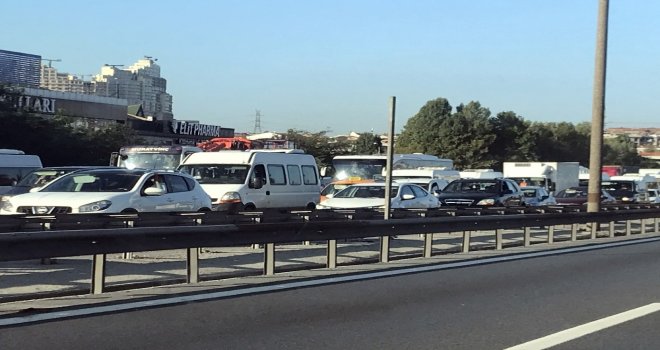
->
[1, 83, 655, 169]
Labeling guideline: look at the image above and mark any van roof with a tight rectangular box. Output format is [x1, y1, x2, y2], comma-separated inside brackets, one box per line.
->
[0, 154, 43, 167]
[181, 149, 312, 165]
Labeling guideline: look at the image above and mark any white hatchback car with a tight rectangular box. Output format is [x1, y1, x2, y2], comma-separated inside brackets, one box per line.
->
[316, 183, 440, 210]
[0, 168, 212, 215]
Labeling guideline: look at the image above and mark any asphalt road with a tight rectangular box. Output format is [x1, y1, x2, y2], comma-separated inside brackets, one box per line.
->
[2, 238, 660, 349]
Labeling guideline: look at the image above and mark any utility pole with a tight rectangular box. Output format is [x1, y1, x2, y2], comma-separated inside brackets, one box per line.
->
[587, 0, 609, 213]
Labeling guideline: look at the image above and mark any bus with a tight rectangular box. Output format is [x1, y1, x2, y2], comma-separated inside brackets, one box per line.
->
[112, 145, 203, 171]
[327, 154, 453, 181]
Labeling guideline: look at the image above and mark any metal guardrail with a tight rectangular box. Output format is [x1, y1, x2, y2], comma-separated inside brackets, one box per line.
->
[1, 205, 660, 296]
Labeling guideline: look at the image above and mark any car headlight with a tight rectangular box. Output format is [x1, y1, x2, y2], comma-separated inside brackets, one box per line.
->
[476, 198, 496, 206]
[621, 197, 631, 202]
[1, 199, 14, 213]
[79, 200, 112, 213]
[220, 192, 242, 203]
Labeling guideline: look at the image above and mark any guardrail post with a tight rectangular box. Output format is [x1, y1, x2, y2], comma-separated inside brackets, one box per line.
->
[423, 233, 433, 258]
[91, 254, 106, 294]
[571, 224, 578, 241]
[187, 248, 199, 284]
[655, 217, 659, 233]
[380, 236, 390, 263]
[327, 239, 337, 269]
[40, 222, 55, 265]
[462, 231, 471, 253]
[590, 222, 598, 239]
[495, 229, 503, 250]
[264, 243, 275, 275]
[123, 220, 134, 259]
[609, 221, 615, 237]
[626, 220, 632, 236]
[523, 227, 531, 246]
[641, 219, 647, 235]
[547, 226, 554, 244]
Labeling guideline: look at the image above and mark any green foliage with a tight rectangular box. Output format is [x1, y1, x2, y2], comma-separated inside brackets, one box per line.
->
[284, 129, 352, 167]
[603, 135, 645, 166]
[353, 132, 382, 155]
[396, 97, 452, 154]
[396, 99, 496, 169]
[0, 83, 139, 166]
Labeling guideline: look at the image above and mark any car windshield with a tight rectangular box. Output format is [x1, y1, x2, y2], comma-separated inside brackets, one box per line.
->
[15, 169, 76, 188]
[41, 171, 144, 192]
[120, 153, 180, 170]
[178, 164, 249, 185]
[556, 188, 587, 198]
[335, 185, 398, 198]
[522, 189, 538, 198]
[332, 159, 386, 181]
[444, 180, 499, 193]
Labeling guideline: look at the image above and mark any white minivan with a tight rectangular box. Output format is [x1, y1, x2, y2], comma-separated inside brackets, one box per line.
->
[178, 150, 320, 211]
[0, 149, 43, 195]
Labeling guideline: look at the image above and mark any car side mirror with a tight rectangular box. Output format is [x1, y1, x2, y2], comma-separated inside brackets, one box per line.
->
[503, 189, 513, 194]
[433, 190, 442, 197]
[144, 187, 166, 196]
[29, 187, 42, 193]
[541, 195, 549, 200]
[402, 193, 415, 200]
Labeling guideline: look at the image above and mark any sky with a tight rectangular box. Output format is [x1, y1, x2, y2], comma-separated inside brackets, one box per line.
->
[3, 0, 659, 135]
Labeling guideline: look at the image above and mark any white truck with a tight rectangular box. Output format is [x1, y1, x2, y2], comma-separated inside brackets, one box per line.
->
[459, 169, 503, 179]
[502, 162, 580, 194]
[391, 169, 460, 194]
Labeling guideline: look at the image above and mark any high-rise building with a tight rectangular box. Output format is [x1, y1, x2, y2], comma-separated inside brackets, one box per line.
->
[93, 57, 174, 121]
[40, 65, 92, 93]
[0, 49, 41, 88]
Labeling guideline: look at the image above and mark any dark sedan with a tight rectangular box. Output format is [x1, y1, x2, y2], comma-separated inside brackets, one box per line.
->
[554, 186, 616, 206]
[436, 178, 525, 207]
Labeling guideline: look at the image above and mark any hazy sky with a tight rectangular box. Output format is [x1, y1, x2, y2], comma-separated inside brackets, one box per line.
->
[4, 1, 659, 134]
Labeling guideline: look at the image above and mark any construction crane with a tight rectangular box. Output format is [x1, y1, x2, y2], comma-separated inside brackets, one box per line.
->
[41, 58, 61, 67]
[104, 64, 124, 70]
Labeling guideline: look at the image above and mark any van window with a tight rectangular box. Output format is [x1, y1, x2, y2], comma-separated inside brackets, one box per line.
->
[301, 165, 318, 185]
[267, 165, 287, 185]
[287, 165, 302, 185]
[250, 164, 267, 188]
[0, 167, 37, 186]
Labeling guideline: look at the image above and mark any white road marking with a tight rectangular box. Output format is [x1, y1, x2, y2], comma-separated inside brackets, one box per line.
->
[506, 303, 660, 350]
[1, 237, 659, 327]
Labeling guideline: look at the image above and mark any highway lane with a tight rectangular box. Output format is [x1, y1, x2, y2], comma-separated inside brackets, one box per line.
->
[2, 239, 660, 349]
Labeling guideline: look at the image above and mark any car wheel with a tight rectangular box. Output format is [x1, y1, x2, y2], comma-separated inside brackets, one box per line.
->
[305, 203, 316, 211]
[244, 203, 256, 211]
[198, 207, 211, 212]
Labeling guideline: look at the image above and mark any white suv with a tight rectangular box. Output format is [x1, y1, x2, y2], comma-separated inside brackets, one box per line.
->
[0, 168, 212, 214]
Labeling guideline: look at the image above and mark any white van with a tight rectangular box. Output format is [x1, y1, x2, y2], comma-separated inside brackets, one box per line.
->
[178, 150, 320, 211]
[0, 149, 43, 195]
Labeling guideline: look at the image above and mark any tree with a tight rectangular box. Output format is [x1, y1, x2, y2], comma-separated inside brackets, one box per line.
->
[353, 132, 382, 155]
[1, 83, 140, 166]
[284, 129, 351, 167]
[489, 111, 536, 168]
[603, 135, 645, 166]
[396, 97, 453, 154]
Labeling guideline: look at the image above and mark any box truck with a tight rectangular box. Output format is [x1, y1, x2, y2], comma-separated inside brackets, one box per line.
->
[502, 162, 580, 194]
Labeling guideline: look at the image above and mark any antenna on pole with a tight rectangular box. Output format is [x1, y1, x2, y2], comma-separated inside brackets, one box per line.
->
[253, 109, 263, 134]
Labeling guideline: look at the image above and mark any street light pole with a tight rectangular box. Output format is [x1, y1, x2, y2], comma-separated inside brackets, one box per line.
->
[587, 0, 609, 213]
